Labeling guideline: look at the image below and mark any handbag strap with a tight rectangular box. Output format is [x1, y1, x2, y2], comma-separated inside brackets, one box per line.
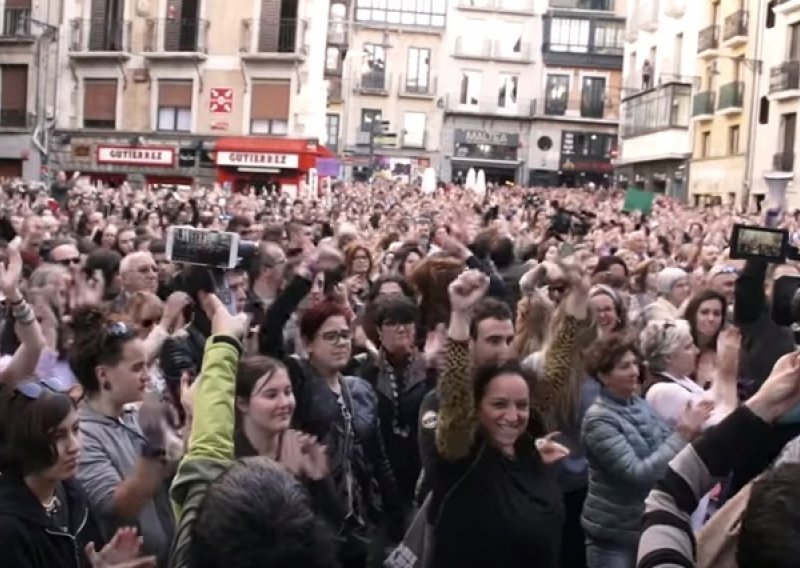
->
[431, 443, 486, 528]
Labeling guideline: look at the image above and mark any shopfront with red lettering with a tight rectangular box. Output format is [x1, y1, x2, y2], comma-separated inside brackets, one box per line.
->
[214, 137, 337, 195]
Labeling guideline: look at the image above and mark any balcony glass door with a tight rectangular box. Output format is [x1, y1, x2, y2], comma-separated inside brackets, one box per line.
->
[581, 76, 605, 118]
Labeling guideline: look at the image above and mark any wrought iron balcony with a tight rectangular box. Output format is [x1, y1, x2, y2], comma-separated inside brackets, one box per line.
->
[453, 37, 492, 58]
[692, 91, 715, 117]
[717, 81, 744, 111]
[697, 25, 719, 54]
[355, 71, 392, 94]
[770, 61, 800, 94]
[1, 8, 31, 38]
[69, 19, 131, 53]
[240, 18, 304, 55]
[144, 18, 209, 54]
[773, 151, 795, 172]
[0, 109, 32, 129]
[549, 0, 614, 9]
[723, 10, 748, 42]
[398, 75, 437, 97]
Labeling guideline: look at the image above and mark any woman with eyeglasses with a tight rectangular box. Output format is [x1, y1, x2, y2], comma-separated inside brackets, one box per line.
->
[69, 305, 175, 566]
[0, 378, 155, 567]
[278, 300, 402, 568]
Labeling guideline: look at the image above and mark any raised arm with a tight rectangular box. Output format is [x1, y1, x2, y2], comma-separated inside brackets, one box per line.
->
[435, 270, 489, 462]
[0, 244, 45, 385]
[535, 267, 590, 416]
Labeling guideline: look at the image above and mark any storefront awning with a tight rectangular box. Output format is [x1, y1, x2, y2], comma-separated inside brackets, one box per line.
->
[614, 152, 691, 167]
[214, 137, 336, 158]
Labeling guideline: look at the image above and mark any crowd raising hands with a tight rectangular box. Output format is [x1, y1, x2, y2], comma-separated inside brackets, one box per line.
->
[1, 177, 800, 568]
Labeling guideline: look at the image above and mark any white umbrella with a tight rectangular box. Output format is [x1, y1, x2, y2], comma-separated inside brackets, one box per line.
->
[465, 168, 477, 190]
[475, 169, 487, 199]
[421, 167, 436, 194]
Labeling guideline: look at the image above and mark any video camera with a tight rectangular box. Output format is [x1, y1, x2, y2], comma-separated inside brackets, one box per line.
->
[728, 224, 800, 327]
[550, 206, 595, 238]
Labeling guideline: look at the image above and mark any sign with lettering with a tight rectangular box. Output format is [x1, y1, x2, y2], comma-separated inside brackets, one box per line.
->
[454, 129, 519, 147]
[216, 151, 299, 169]
[96, 146, 175, 167]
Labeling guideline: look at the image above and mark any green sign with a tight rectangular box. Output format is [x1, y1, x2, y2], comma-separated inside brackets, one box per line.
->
[622, 187, 655, 215]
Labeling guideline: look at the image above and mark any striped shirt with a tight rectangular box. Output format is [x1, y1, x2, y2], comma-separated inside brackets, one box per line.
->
[636, 405, 773, 568]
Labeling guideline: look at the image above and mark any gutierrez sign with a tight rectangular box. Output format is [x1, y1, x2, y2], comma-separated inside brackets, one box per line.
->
[216, 151, 299, 169]
[96, 146, 175, 167]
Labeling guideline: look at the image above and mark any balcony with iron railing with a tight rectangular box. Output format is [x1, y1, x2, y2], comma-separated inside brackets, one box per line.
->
[692, 91, 715, 119]
[0, 7, 32, 40]
[697, 25, 719, 57]
[538, 95, 619, 121]
[723, 10, 748, 47]
[773, 151, 795, 172]
[240, 18, 305, 59]
[398, 75, 437, 98]
[770, 61, 800, 98]
[549, 0, 614, 10]
[445, 94, 536, 118]
[0, 109, 32, 129]
[493, 40, 532, 62]
[355, 71, 392, 94]
[717, 81, 744, 114]
[453, 37, 491, 59]
[144, 18, 209, 57]
[69, 19, 131, 57]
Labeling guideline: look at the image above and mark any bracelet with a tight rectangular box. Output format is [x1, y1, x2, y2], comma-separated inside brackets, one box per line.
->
[11, 302, 32, 320]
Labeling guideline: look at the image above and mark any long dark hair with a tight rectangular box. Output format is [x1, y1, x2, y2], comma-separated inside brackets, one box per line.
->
[683, 289, 727, 351]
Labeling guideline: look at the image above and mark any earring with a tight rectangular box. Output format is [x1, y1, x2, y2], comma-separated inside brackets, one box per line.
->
[103, 382, 112, 391]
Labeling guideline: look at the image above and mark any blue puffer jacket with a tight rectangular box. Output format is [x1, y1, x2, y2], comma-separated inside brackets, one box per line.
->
[580, 388, 687, 546]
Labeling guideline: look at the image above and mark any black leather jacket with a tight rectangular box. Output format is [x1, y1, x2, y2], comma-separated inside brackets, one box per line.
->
[285, 356, 402, 541]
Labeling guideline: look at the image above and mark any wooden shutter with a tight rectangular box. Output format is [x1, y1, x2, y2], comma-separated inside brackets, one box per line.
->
[251, 81, 290, 120]
[5, 0, 32, 8]
[158, 80, 192, 107]
[89, 0, 108, 51]
[83, 79, 117, 122]
[1, 65, 27, 111]
[258, 0, 280, 52]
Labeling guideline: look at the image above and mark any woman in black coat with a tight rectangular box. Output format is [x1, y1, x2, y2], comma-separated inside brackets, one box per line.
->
[0, 378, 150, 567]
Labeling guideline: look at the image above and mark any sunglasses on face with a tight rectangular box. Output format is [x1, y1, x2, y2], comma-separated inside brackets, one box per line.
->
[14, 377, 69, 400]
[319, 329, 352, 343]
[57, 257, 81, 266]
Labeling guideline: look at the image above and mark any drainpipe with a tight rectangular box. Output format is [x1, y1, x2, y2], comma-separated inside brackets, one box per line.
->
[742, 0, 766, 212]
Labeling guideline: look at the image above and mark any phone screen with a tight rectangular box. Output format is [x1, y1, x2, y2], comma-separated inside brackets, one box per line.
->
[168, 227, 237, 268]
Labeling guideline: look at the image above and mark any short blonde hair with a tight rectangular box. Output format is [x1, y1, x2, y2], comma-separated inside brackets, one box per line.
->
[639, 319, 692, 374]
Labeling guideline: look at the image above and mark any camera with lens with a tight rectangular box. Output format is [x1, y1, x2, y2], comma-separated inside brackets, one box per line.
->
[550, 207, 595, 238]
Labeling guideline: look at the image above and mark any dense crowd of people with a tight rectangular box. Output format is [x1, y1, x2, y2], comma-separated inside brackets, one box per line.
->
[0, 175, 800, 568]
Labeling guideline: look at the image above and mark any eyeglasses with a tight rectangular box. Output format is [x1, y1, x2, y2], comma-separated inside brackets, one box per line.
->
[136, 265, 158, 274]
[14, 377, 69, 400]
[57, 257, 81, 266]
[319, 329, 352, 343]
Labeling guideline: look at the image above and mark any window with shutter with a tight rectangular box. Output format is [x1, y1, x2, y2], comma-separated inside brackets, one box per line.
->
[157, 80, 193, 132]
[3, 0, 31, 36]
[83, 79, 117, 128]
[250, 81, 290, 135]
[259, 0, 281, 52]
[0, 65, 27, 127]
